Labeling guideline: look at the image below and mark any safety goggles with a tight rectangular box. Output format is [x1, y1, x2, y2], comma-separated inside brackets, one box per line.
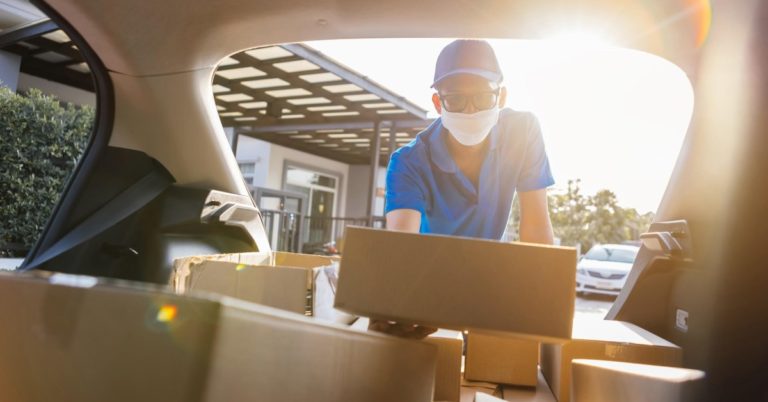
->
[438, 90, 500, 113]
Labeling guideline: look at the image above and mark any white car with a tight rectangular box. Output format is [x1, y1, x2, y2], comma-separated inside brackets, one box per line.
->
[576, 244, 639, 296]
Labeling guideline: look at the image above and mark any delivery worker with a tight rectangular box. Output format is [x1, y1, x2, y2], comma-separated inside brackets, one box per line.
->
[369, 39, 555, 338]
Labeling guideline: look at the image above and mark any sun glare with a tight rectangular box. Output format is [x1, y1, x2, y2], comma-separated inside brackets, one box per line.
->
[306, 38, 693, 214]
[546, 30, 613, 49]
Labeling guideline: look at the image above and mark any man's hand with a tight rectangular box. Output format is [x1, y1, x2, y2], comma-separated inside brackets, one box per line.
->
[368, 319, 437, 339]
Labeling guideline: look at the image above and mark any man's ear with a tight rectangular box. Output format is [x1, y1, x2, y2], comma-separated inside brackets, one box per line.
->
[431, 93, 442, 114]
[499, 86, 508, 109]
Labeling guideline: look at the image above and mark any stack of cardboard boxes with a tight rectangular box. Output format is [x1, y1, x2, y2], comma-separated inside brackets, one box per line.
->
[334, 227, 577, 401]
[333, 227, 701, 401]
[1, 226, 703, 401]
[0, 271, 436, 402]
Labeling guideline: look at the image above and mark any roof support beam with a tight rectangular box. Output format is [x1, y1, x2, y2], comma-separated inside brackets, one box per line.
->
[283, 43, 427, 119]
[237, 119, 431, 134]
[389, 120, 399, 160]
[367, 121, 383, 224]
[0, 19, 57, 48]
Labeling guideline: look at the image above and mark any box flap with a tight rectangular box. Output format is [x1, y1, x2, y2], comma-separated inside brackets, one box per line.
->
[427, 336, 463, 402]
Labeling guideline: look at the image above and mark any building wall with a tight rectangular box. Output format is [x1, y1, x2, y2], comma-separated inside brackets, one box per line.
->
[235, 135, 271, 189]
[235, 135, 351, 217]
[267, 143, 350, 217]
[17, 73, 96, 106]
[346, 165, 386, 218]
[0, 50, 21, 91]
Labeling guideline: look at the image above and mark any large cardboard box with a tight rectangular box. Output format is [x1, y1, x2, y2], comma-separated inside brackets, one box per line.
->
[335, 227, 577, 340]
[471, 370, 556, 401]
[427, 336, 463, 402]
[540, 319, 682, 402]
[172, 251, 354, 323]
[465, 332, 539, 386]
[0, 271, 437, 402]
[570, 359, 705, 402]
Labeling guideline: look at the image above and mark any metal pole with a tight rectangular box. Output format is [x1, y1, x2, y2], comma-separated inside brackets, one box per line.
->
[366, 121, 382, 226]
[231, 131, 240, 155]
[389, 121, 398, 160]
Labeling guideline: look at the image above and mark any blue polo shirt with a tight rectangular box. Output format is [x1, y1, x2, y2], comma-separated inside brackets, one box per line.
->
[384, 108, 554, 240]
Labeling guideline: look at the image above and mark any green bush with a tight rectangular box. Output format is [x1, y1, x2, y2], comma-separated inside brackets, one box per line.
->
[0, 87, 94, 257]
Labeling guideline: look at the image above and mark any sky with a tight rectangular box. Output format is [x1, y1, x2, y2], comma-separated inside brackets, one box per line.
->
[306, 38, 694, 214]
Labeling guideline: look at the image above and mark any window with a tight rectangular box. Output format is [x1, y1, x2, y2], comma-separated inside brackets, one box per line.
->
[0, 13, 96, 267]
[238, 161, 256, 185]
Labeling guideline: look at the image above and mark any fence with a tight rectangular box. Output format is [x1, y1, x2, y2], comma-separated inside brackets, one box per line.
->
[260, 209, 385, 253]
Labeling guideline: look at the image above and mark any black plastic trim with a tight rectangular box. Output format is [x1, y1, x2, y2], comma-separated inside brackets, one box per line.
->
[22, 0, 116, 267]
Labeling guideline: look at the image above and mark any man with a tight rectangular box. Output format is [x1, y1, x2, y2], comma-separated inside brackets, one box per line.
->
[369, 39, 555, 338]
[386, 39, 554, 243]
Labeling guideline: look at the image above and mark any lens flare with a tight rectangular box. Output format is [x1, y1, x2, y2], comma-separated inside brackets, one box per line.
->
[156, 304, 178, 322]
[690, 0, 712, 48]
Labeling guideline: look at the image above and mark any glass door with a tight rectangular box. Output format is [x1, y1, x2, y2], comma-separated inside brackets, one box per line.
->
[254, 188, 306, 252]
[283, 165, 340, 246]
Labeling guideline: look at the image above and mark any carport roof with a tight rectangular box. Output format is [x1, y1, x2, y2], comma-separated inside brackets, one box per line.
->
[1, 19, 434, 165]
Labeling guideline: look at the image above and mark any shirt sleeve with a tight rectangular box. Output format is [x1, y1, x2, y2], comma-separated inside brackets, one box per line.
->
[384, 150, 427, 214]
[516, 114, 555, 192]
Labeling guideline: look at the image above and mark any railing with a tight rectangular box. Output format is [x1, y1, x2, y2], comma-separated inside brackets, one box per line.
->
[260, 209, 385, 253]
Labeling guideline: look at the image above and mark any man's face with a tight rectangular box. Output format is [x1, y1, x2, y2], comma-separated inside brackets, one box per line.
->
[432, 74, 507, 114]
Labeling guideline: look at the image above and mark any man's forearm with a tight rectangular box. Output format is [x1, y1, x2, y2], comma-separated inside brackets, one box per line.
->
[519, 219, 554, 244]
[517, 189, 554, 245]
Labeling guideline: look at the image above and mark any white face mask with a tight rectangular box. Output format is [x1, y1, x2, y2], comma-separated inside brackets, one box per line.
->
[441, 107, 500, 146]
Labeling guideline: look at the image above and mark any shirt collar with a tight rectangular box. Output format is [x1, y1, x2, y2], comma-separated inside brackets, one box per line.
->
[427, 115, 501, 173]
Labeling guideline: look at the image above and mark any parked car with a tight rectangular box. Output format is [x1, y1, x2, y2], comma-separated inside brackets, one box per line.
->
[576, 244, 640, 296]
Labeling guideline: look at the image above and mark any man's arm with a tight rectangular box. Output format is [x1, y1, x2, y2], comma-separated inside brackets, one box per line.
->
[385, 209, 421, 232]
[518, 188, 554, 244]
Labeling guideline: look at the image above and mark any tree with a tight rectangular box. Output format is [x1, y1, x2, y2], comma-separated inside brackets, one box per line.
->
[507, 179, 654, 253]
[0, 87, 94, 257]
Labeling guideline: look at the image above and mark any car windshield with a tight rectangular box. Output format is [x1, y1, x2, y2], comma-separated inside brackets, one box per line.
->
[584, 246, 638, 263]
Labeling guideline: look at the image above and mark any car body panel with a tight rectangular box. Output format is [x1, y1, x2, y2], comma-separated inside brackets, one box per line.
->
[19, 0, 768, 399]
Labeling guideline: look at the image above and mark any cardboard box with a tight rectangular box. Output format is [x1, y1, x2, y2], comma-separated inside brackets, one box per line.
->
[472, 369, 556, 401]
[540, 319, 683, 402]
[461, 383, 503, 402]
[501, 370, 557, 402]
[172, 251, 354, 324]
[0, 271, 437, 402]
[465, 332, 539, 386]
[571, 359, 705, 402]
[461, 377, 503, 402]
[427, 336, 464, 402]
[335, 227, 577, 341]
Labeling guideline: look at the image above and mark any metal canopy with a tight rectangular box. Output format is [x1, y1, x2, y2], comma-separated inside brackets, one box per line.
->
[1, 20, 434, 165]
[0, 19, 93, 91]
[217, 43, 433, 165]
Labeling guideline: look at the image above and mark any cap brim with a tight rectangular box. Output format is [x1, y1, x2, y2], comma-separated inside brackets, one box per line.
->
[431, 68, 503, 88]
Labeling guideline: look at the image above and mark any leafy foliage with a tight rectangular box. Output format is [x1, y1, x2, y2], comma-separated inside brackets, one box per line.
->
[508, 179, 654, 253]
[0, 87, 94, 257]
